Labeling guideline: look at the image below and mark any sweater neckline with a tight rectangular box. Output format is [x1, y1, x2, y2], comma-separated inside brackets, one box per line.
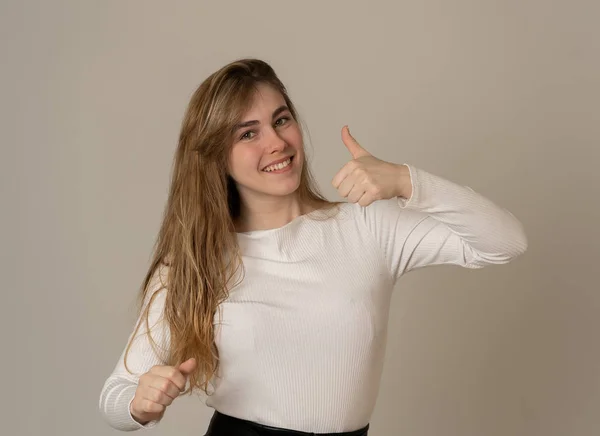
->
[235, 203, 342, 238]
[235, 210, 316, 237]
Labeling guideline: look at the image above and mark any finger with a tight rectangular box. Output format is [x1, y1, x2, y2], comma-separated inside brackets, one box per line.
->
[347, 185, 366, 203]
[177, 358, 197, 393]
[146, 385, 177, 406]
[150, 366, 187, 392]
[332, 161, 356, 189]
[178, 358, 197, 376]
[139, 398, 166, 415]
[337, 173, 358, 198]
[341, 125, 371, 159]
[150, 376, 181, 400]
[357, 192, 375, 207]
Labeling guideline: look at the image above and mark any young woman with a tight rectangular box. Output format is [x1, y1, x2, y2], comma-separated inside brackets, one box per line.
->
[99, 58, 528, 436]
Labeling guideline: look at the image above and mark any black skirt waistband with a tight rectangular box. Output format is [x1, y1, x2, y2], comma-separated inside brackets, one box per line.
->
[205, 411, 369, 436]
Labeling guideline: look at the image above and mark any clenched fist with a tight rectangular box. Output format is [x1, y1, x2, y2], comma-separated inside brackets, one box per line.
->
[130, 358, 197, 425]
[332, 126, 412, 206]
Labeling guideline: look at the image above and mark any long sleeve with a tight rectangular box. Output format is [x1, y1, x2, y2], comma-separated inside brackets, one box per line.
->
[359, 165, 528, 282]
[99, 267, 171, 431]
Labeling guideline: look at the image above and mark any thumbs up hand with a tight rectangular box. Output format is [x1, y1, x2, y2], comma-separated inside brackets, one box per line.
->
[332, 126, 412, 207]
[129, 358, 198, 426]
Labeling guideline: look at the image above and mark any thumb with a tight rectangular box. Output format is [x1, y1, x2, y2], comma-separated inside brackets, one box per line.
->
[341, 125, 371, 159]
[178, 357, 197, 376]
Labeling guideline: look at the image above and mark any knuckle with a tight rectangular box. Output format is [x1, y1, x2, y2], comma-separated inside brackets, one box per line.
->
[160, 379, 172, 393]
[147, 399, 164, 413]
[143, 399, 155, 412]
[149, 365, 163, 375]
[152, 389, 164, 403]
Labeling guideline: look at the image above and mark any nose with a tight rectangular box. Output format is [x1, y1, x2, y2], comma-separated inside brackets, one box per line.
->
[264, 127, 286, 154]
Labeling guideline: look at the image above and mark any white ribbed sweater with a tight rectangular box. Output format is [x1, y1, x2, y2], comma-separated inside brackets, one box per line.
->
[99, 165, 527, 433]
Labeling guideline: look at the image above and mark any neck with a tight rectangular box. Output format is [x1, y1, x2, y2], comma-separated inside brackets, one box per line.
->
[235, 192, 318, 233]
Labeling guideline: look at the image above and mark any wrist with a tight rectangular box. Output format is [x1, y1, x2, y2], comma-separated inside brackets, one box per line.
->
[129, 401, 149, 426]
[395, 164, 413, 199]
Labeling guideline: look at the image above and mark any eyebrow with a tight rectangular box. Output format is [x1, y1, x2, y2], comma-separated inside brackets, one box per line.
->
[232, 105, 290, 133]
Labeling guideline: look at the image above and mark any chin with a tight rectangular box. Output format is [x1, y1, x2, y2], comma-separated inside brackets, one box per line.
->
[264, 182, 301, 197]
[238, 173, 302, 199]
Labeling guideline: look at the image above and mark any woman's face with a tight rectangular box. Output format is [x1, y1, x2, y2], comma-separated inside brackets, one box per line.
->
[228, 83, 304, 203]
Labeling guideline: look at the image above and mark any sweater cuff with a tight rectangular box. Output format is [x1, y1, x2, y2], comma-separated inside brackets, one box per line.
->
[102, 383, 159, 431]
[397, 164, 419, 208]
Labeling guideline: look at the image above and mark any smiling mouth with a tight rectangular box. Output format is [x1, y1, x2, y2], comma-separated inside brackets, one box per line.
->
[262, 156, 294, 172]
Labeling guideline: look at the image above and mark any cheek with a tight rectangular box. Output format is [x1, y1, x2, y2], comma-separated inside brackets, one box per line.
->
[279, 127, 304, 159]
[288, 126, 303, 147]
[229, 146, 261, 177]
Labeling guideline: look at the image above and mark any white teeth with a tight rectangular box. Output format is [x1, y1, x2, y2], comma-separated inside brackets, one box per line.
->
[263, 158, 291, 172]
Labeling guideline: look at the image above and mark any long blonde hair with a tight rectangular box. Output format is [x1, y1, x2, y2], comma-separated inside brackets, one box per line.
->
[124, 58, 332, 394]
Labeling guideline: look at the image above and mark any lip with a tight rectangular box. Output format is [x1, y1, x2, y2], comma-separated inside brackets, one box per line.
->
[261, 155, 294, 171]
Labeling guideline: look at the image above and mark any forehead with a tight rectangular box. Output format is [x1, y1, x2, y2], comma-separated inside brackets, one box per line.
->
[242, 84, 286, 118]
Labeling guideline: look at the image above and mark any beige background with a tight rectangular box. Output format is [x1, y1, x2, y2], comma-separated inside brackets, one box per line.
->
[2, 1, 599, 435]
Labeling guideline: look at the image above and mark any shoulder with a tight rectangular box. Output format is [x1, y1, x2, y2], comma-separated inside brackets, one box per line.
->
[306, 199, 405, 238]
[343, 197, 405, 222]
[339, 197, 429, 242]
[314, 198, 400, 217]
